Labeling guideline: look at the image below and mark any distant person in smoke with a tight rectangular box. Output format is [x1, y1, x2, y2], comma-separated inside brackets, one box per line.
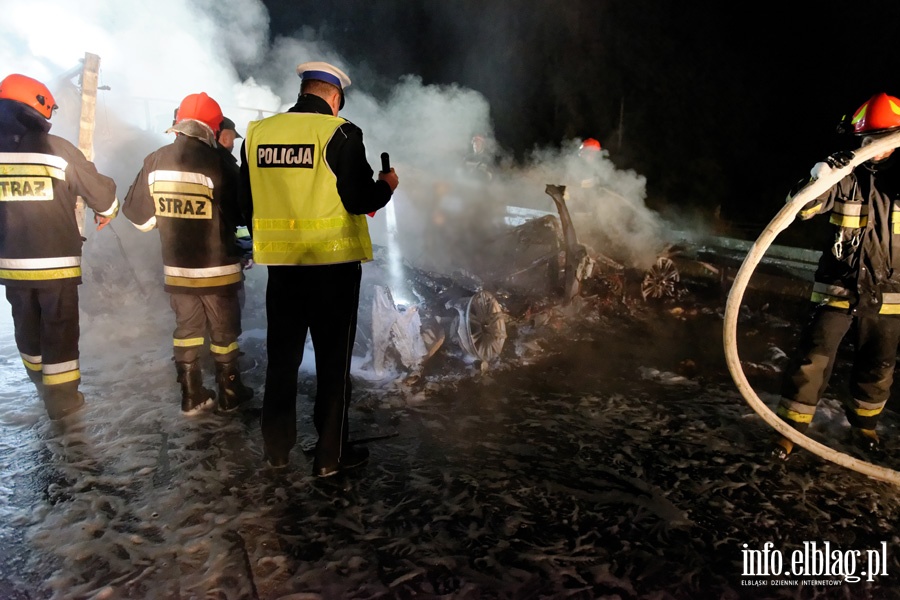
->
[122, 92, 253, 415]
[0, 73, 119, 420]
[239, 61, 398, 477]
[774, 92, 900, 460]
[463, 133, 493, 181]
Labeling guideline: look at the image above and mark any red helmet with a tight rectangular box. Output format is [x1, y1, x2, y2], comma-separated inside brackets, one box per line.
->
[174, 92, 223, 135]
[0, 74, 57, 119]
[579, 137, 602, 153]
[849, 93, 900, 135]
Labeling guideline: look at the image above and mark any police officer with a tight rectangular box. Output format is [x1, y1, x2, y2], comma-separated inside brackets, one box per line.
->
[123, 92, 253, 414]
[775, 92, 900, 459]
[0, 73, 118, 420]
[240, 61, 398, 477]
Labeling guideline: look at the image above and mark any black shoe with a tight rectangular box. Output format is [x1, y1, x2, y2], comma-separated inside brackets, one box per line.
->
[264, 447, 289, 469]
[314, 445, 369, 478]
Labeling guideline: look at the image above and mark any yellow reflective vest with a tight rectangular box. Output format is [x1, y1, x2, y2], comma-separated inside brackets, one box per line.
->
[245, 112, 373, 266]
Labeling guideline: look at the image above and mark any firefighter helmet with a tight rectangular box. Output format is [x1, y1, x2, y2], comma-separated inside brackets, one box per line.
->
[0, 74, 57, 119]
[849, 93, 900, 135]
[174, 92, 223, 135]
[579, 138, 602, 153]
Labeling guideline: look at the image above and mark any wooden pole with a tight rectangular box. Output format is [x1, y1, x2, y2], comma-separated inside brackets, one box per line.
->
[75, 52, 100, 236]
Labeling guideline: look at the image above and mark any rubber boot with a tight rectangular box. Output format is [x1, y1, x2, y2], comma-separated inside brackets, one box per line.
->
[771, 436, 793, 461]
[26, 368, 45, 399]
[176, 361, 215, 414]
[42, 382, 85, 420]
[215, 361, 253, 412]
[850, 427, 880, 452]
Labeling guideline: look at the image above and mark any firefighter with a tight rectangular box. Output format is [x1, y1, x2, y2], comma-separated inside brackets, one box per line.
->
[122, 92, 253, 414]
[774, 92, 900, 460]
[0, 73, 118, 420]
[240, 61, 398, 477]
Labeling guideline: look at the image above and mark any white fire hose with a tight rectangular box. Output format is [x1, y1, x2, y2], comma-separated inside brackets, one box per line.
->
[723, 129, 900, 485]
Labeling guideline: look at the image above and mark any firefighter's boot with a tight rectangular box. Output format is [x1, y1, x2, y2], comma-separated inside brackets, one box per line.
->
[176, 361, 215, 414]
[850, 427, 881, 452]
[42, 382, 85, 420]
[770, 435, 794, 461]
[215, 361, 253, 412]
[26, 368, 45, 399]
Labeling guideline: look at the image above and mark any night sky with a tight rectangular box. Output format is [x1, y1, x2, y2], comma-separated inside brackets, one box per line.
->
[259, 0, 900, 243]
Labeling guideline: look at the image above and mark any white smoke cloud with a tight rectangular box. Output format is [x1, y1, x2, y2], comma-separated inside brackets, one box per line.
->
[0, 0, 669, 307]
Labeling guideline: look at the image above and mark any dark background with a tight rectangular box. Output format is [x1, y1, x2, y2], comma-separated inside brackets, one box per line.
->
[259, 0, 900, 245]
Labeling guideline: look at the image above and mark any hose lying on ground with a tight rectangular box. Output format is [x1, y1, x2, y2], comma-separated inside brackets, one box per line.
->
[723, 129, 900, 485]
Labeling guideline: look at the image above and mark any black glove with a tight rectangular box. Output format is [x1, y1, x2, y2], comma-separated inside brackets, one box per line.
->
[825, 150, 855, 168]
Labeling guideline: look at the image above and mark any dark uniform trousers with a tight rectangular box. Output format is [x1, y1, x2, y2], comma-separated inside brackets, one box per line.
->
[170, 292, 242, 364]
[779, 306, 900, 431]
[6, 284, 80, 395]
[261, 262, 361, 466]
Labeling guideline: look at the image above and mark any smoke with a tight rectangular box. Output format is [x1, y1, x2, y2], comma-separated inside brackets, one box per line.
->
[0, 0, 670, 318]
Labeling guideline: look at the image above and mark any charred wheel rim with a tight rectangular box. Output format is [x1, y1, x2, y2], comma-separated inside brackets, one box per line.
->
[641, 257, 680, 300]
[461, 291, 507, 362]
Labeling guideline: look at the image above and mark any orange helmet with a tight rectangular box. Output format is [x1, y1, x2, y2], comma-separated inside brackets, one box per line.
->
[174, 92, 223, 135]
[579, 137, 602, 153]
[0, 74, 57, 119]
[849, 93, 900, 135]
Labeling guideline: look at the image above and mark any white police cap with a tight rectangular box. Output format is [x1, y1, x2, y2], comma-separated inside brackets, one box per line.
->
[296, 61, 351, 90]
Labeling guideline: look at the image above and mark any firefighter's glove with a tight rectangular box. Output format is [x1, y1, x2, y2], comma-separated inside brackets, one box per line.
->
[810, 150, 854, 181]
[826, 150, 854, 169]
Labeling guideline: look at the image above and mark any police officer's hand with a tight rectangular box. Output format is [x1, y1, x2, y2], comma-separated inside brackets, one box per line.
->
[379, 168, 399, 191]
[826, 150, 855, 168]
[94, 213, 111, 231]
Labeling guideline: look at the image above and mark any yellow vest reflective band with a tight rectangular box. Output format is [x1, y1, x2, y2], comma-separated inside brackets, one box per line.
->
[245, 113, 372, 266]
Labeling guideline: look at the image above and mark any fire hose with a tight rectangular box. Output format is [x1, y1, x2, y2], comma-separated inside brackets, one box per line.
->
[723, 129, 900, 485]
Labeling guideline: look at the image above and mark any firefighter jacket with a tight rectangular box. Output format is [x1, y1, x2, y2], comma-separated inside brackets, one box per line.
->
[0, 99, 118, 287]
[798, 156, 900, 315]
[122, 134, 243, 295]
[239, 93, 392, 266]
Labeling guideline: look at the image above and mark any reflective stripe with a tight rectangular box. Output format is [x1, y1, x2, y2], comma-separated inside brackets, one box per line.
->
[43, 360, 79, 375]
[253, 237, 366, 255]
[776, 405, 814, 424]
[164, 263, 242, 278]
[810, 281, 853, 308]
[148, 170, 214, 189]
[0, 152, 67, 179]
[44, 370, 80, 385]
[253, 216, 354, 231]
[165, 271, 242, 288]
[853, 398, 886, 412]
[133, 216, 157, 232]
[0, 256, 80, 270]
[22, 357, 42, 371]
[832, 200, 867, 217]
[97, 197, 119, 218]
[210, 342, 239, 355]
[854, 406, 885, 418]
[810, 292, 850, 308]
[174, 337, 205, 347]
[0, 267, 81, 281]
[778, 399, 816, 415]
[799, 202, 824, 219]
[829, 213, 867, 228]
